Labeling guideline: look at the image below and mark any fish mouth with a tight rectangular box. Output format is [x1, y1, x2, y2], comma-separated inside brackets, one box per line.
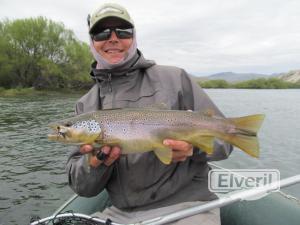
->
[48, 123, 68, 141]
[47, 133, 62, 141]
[47, 131, 67, 141]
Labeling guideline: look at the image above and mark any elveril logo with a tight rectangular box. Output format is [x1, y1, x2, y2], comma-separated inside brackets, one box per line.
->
[208, 169, 280, 194]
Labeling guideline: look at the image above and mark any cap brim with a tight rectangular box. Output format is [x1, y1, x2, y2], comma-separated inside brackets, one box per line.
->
[89, 16, 133, 34]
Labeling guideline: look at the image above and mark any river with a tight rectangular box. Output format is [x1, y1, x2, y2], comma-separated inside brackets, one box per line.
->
[0, 89, 299, 225]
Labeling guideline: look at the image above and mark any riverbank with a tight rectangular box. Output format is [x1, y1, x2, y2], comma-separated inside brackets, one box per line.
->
[0, 87, 86, 97]
[198, 78, 300, 89]
[1, 78, 300, 98]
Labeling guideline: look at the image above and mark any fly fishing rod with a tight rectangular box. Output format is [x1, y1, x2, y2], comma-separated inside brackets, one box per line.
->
[139, 174, 300, 225]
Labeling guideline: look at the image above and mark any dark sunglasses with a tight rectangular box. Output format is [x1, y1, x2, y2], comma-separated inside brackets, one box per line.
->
[91, 27, 134, 41]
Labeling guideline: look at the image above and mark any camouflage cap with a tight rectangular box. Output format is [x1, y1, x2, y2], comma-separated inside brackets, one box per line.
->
[89, 3, 134, 34]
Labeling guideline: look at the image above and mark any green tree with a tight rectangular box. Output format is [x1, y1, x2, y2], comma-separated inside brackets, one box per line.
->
[0, 17, 92, 89]
[199, 79, 230, 88]
[63, 40, 92, 88]
[0, 21, 15, 88]
[233, 78, 293, 89]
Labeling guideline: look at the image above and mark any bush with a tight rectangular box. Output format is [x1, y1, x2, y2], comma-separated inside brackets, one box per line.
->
[199, 79, 230, 88]
[197, 78, 300, 89]
[233, 78, 298, 89]
[0, 17, 92, 90]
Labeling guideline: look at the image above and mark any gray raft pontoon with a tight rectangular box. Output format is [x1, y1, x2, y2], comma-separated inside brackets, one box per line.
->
[30, 166, 300, 225]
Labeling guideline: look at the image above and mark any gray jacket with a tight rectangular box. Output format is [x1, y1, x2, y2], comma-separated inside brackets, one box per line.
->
[66, 52, 232, 211]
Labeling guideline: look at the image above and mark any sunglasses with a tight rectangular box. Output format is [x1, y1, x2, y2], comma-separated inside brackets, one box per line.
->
[91, 27, 134, 41]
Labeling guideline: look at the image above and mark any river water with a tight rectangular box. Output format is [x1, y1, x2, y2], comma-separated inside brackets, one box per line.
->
[0, 89, 299, 225]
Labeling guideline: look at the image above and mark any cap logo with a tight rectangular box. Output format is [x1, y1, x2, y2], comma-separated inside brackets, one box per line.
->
[96, 7, 124, 16]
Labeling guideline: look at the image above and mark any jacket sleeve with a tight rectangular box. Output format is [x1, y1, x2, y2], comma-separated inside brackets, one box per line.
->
[66, 148, 114, 197]
[179, 69, 233, 162]
[65, 94, 114, 197]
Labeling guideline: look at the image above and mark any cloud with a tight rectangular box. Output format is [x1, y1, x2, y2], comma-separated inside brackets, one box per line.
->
[1, 0, 300, 75]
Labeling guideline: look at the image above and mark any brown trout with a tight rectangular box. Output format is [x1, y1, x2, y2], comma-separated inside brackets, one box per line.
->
[48, 108, 265, 164]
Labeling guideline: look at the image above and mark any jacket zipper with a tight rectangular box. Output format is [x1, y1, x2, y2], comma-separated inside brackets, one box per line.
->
[107, 73, 112, 92]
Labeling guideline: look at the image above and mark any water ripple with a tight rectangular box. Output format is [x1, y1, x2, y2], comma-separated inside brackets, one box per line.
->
[0, 94, 79, 225]
[0, 90, 300, 225]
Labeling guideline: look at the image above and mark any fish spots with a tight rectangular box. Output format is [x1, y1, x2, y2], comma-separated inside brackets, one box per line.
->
[106, 124, 114, 133]
[166, 118, 175, 123]
[72, 120, 101, 133]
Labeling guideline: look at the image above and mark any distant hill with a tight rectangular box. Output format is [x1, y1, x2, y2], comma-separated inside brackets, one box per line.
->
[191, 70, 300, 83]
[278, 70, 300, 83]
[190, 75, 208, 82]
[202, 72, 269, 82]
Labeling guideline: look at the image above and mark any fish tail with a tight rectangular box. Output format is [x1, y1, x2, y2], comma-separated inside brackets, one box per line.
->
[224, 114, 265, 158]
[223, 134, 260, 158]
[229, 114, 265, 135]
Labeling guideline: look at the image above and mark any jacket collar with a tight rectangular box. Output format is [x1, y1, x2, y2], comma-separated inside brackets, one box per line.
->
[90, 50, 155, 82]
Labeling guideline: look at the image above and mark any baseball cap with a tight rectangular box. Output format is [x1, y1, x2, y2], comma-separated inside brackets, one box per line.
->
[88, 3, 134, 34]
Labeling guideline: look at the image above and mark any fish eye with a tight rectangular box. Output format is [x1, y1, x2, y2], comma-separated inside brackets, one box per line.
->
[65, 122, 72, 127]
[57, 126, 60, 130]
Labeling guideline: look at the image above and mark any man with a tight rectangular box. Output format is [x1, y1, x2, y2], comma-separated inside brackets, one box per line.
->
[66, 3, 232, 224]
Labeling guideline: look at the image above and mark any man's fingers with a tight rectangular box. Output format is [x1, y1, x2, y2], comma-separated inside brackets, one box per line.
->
[103, 146, 121, 166]
[172, 149, 184, 158]
[89, 153, 102, 167]
[172, 149, 188, 162]
[101, 145, 111, 155]
[163, 139, 193, 154]
[163, 139, 193, 163]
[80, 144, 94, 154]
[163, 139, 191, 151]
[83, 145, 121, 167]
[173, 156, 188, 162]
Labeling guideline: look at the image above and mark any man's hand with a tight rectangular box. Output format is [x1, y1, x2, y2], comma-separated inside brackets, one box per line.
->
[80, 144, 121, 167]
[163, 139, 193, 162]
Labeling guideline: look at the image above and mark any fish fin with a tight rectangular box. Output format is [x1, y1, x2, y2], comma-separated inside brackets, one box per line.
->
[223, 134, 260, 158]
[196, 109, 223, 119]
[192, 136, 215, 154]
[82, 153, 93, 173]
[202, 109, 215, 117]
[153, 147, 173, 165]
[163, 130, 215, 155]
[86, 153, 92, 163]
[229, 114, 265, 134]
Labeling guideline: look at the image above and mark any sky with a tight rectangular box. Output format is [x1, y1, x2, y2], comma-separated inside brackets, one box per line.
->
[1, 0, 300, 76]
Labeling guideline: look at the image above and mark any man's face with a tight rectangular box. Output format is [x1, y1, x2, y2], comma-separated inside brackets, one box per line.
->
[92, 18, 133, 64]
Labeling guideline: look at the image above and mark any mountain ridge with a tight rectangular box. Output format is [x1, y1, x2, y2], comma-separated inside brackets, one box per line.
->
[278, 70, 300, 83]
[191, 70, 299, 83]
